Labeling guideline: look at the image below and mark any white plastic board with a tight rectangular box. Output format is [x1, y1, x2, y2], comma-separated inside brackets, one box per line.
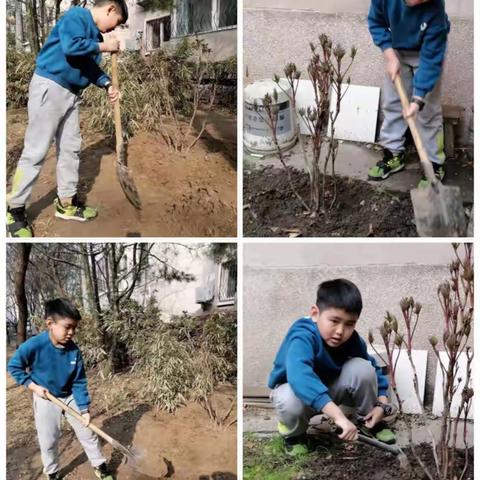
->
[368, 346, 428, 414]
[329, 84, 380, 143]
[432, 352, 474, 419]
[292, 80, 380, 142]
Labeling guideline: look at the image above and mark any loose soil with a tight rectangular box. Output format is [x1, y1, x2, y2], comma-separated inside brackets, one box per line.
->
[7, 109, 237, 237]
[244, 435, 473, 480]
[7, 374, 237, 480]
[244, 166, 418, 237]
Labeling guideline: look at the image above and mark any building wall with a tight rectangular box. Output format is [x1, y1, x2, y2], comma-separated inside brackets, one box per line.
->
[244, 1, 474, 139]
[243, 243, 471, 403]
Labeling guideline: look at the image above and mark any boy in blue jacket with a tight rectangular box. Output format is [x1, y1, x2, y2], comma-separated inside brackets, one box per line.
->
[269, 279, 394, 453]
[7, 0, 128, 237]
[367, 0, 449, 187]
[8, 298, 114, 480]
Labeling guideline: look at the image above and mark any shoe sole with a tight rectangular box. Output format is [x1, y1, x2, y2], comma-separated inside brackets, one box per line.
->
[368, 164, 405, 181]
[55, 212, 94, 222]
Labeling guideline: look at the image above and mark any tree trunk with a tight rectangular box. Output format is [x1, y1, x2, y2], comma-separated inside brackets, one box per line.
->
[27, 0, 40, 54]
[55, 0, 62, 21]
[39, 0, 47, 45]
[15, 0, 24, 50]
[15, 244, 32, 345]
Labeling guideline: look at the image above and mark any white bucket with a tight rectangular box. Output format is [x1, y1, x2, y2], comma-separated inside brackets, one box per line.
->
[243, 79, 297, 154]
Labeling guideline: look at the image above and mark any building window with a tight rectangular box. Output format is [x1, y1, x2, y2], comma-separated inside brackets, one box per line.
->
[217, 0, 236, 28]
[175, 0, 237, 36]
[146, 16, 171, 51]
[218, 260, 237, 303]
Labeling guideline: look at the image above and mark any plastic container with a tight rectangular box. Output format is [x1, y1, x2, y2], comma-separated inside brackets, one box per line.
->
[243, 79, 297, 154]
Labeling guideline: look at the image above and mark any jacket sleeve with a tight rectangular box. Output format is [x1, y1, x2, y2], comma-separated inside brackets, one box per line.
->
[368, 0, 392, 51]
[59, 10, 100, 56]
[413, 19, 448, 98]
[71, 351, 91, 412]
[286, 334, 331, 411]
[82, 58, 111, 88]
[7, 342, 34, 388]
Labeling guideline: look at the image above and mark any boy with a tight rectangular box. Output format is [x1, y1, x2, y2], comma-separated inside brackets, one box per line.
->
[268, 279, 394, 453]
[8, 298, 114, 480]
[7, 0, 128, 237]
[367, 0, 450, 187]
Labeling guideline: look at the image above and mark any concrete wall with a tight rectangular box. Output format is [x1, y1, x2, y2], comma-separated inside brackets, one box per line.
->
[243, 243, 472, 404]
[244, 1, 474, 139]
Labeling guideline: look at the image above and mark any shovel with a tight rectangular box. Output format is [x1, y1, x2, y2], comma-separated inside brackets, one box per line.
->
[111, 52, 142, 210]
[331, 422, 410, 470]
[45, 392, 169, 477]
[394, 75, 466, 237]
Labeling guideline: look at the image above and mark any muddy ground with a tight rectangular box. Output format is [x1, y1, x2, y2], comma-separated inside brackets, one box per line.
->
[7, 108, 237, 237]
[244, 166, 418, 237]
[244, 434, 473, 480]
[7, 372, 237, 480]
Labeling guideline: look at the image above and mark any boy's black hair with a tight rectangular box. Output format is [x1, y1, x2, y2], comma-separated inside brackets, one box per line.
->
[45, 298, 82, 322]
[95, 0, 129, 23]
[316, 279, 363, 316]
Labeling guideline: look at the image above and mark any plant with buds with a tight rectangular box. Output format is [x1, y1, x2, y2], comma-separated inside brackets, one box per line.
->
[263, 33, 356, 215]
[368, 244, 473, 480]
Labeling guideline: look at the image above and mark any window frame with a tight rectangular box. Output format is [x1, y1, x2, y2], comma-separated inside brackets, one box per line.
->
[144, 13, 172, 52]
[216, 260, 237, 306]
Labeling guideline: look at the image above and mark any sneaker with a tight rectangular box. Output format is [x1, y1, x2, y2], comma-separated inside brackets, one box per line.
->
[359, 421, 396, 445]
[283, 434, 311, 457]
[7, 206, 33, 237]
[94, 463, 115, 480]
[368, 150, 405, 181]
[417, 163, 446, 189]
[54, 195, 97, 222]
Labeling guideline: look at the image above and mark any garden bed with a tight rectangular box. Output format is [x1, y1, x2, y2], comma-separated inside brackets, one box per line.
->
[244, 434, 473, 480]
[244, 166, 418, 237]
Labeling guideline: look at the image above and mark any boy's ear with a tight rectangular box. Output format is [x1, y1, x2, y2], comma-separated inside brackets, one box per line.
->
[310, 304, 320, 319]
[45, 316, 54, 327]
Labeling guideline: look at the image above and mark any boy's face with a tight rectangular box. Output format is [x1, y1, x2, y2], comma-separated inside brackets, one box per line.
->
[404, 0, 431, 6]
[96, 4, 124, 33]
[311, 306, 358, 347]
[47, 316, 78, 345]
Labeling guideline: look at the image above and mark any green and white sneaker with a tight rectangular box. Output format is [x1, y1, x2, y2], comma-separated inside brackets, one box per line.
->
[7, 206, 33, 237]
[368, 150, 405, 181]
[94, 463, 114, 480]
[359, 421, 396, 445]
[417, 163, 446, 189]
[54, 195, 97, 222]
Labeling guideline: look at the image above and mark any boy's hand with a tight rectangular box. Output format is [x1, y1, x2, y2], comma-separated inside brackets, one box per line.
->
[364, 405, 385, 429]
[403, 102, 420, 119]
[100, 37, 120, 53]
[107, 86, 120, 103]
[81, 412, 91, 426]
[28, 382, 49, 399]
[383, 48, 400, 81]
[334, 416, 358, 442]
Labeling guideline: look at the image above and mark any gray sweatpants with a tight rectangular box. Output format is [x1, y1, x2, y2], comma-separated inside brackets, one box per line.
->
[379, 50, 445, 165]
[8, 74, 82, 208]
[33, 393, 106, 475]
[270, 358, 379, 438]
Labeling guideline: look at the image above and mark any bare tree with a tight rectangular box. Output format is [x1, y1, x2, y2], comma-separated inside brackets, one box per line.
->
[15, 0, 24, 50]
[14, 244, 32, 345]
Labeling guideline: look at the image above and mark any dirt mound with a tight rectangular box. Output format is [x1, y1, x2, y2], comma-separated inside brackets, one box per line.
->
[244, 165, 418, 237]
[7, 109, 237, 237]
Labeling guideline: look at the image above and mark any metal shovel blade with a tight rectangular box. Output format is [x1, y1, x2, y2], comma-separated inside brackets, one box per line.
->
[411, 183, 466, 237]
[116, 142, 142, 210]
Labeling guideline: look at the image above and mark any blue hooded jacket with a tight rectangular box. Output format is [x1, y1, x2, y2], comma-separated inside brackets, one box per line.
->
[368, 0, 450, 97]
[268, 317, 389, 411]
[35, 7, 110, 93]
[7, 331, 91, 412]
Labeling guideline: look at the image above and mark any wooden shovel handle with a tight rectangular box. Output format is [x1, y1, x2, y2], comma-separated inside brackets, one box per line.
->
[393, 75, 437, 184]
[45, 391, 118, 448]
[111, 52, 123, 150]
